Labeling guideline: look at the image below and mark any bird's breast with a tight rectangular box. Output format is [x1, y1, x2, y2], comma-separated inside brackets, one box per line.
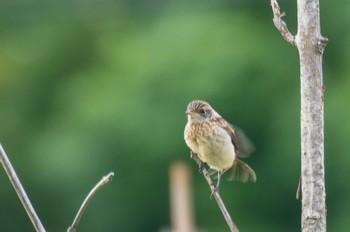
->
[185, 121, 235, 171]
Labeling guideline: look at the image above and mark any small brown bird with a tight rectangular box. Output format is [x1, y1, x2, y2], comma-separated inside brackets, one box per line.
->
[184, 100, 256, 189]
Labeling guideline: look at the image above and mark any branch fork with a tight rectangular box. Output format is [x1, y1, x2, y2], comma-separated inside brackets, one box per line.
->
[270, 0, 296, 46]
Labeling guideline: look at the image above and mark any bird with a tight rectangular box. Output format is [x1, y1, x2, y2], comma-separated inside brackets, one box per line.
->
[184, 100, 256, 190]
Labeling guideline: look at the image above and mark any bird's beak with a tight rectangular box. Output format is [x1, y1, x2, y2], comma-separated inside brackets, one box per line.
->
[185, 110, 192, 115]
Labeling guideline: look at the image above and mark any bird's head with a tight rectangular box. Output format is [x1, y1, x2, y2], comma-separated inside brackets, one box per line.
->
[186, 100, 220, 123]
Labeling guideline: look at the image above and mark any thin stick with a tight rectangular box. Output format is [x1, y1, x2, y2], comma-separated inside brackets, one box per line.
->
[270, 0, 296, 46]
[191, 152, 239, 232]
[67, 172, 114, 232]
[0, 144, 46, 232]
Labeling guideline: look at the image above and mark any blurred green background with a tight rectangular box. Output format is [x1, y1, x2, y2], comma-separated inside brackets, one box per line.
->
[0, 0, 349, 231]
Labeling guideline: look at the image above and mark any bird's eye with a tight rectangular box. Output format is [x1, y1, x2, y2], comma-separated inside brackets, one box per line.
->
[199, 109, 206, 115]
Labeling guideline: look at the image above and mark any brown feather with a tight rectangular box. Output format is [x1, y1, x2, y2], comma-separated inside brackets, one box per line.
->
[219, 120, 255, 158]
[228, 158, 256, 182]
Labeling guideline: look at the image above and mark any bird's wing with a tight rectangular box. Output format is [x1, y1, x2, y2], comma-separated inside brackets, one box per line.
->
[218, 119, 255, 158]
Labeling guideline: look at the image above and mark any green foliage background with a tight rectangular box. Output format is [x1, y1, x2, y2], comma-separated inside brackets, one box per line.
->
[0, 1, 349, 231]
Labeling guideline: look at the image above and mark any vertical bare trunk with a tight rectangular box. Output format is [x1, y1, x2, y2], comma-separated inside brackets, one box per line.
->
[270, 0, 328, 231]
[296, 0, 327, 231]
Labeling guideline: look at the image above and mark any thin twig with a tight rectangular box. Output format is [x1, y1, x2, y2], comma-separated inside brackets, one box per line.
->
[191, 152, 239, 232]
[67, 172, 114, 232]
[270, 0, 296, 46]
[0, 143, 46, 232]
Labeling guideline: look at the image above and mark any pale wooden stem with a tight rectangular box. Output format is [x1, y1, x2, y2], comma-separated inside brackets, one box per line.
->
[270, 0, 296, 46]
[191, 152, 239, 232]
[67, 172, 114, 232]
[270, 0, 328, 231]
[0, 144, 46, 232]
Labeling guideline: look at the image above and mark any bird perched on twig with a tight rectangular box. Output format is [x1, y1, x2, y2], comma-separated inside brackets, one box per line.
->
[184, 100, 256, 190]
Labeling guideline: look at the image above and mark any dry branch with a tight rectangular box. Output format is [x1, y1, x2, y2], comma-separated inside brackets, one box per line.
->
[0, 144, 46, 232]
[270, 0, 328, 231]
[1, 143, 115, 232]
[191, 151, 239, 232]
[270, 0, 296, 46]
[67, 172, 114, 232]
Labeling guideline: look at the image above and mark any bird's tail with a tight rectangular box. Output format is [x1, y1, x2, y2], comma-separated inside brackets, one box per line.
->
[227, 158, 256, 183]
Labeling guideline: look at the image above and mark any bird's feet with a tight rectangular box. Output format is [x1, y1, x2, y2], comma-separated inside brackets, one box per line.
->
[210, 183, 219, 199]
[199, 161, 205, 173]
[190, 151, 206, 173]
[190, 151, 195, 159]
[209, 172, 221, 198]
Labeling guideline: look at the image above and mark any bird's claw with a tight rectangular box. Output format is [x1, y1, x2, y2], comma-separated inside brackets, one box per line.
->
[190, 151, 205, 173]
[190, 151, 194, 159]
[199, 162, 205, 173]
[210, 183, 219, 199]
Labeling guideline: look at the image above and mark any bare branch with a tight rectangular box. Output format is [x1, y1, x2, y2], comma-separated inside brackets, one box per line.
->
[67, 172, 114, 232]
[191, 152, 239, 232]
[270, 0, 296, 46]
[270, 0, 327, 230]
[0, 144, 46, 232]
